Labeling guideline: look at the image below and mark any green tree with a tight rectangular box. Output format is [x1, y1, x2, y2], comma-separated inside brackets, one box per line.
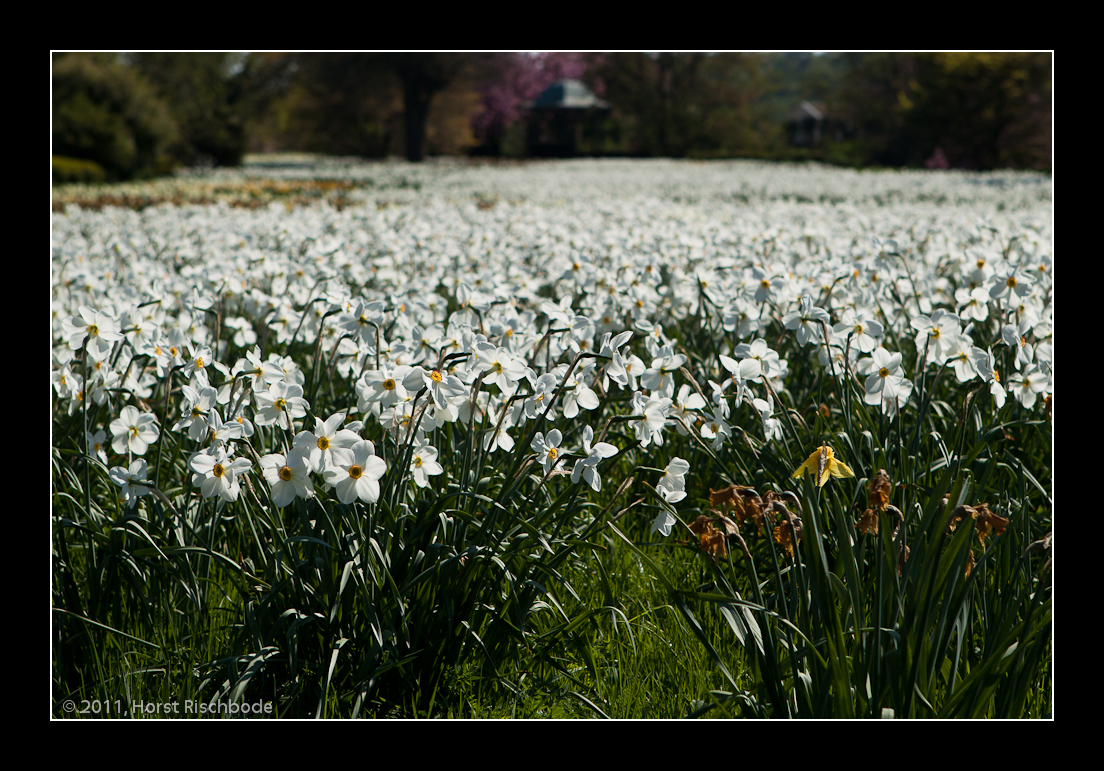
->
[128, 53, 247, 167]
[239, 53, 485, 161]
[385, 53, 477, 162]
[906, 52, 1051, 170]
[52, 53, 180, 181]
[837, 52, 1051, 170]
[585, 52, 762, 158]
[280, 53, 402, 157]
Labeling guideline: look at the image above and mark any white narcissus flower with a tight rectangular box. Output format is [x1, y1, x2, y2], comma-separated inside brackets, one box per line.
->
[254, 381, 310, 429]
[204, 408, 244, 449]
[1002, 318, 1035, 371]
[532, 429, 566, 476]
[338, 299, 386, 346]
[833, 308, 884, 354]
[944, 334, 979, 383]
[86, 429, 108, 465]
[956, 287, 991, 323]
[324, 440, 387, 504]
[733, 338, 780, 380]
[560, 361, 601, 419]
[64, 306, 123, 360]
[182, 344, 228, 381]
[109, 405, 160, 456]
[656, 458, 690, 504]
[570, 425, 618, 492]
[970, 347, 1006, 409]
[524, 372, 561, 420]
[109, 459, 150, 508]
[699, 406, 732, 450]
[863, 347, 904, 406]
[604, 349, 644, 392]
[631, 392, 671, 448]
[190, 448, 251, 502]
[403, 366, 466, 411]
[718, 355, 761, 409]
[753, 398, 784, 444]
[598, 330, 633, 359]
[409, 438, 444, 488]
[482, 404, 516, 453]
[294, 412, 361, 473]
[670, 384, 706, 435]
[988, 264, 1035, 302]
[782, 295, 830, 346]
[1006, 366, 1049, 409]
[640, 348, 686, 398]
[911, 310, 961, 366]
[357, 364, 412, 414]
[474, 342, 528, 397]
[173, 376, 219, 442]
[260, 448, 314, 507]
[650, 509, 677, 538]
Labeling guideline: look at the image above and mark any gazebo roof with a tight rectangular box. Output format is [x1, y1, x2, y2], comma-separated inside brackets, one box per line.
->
[789, 100, 825, 122]
[528, 79, 609, 109]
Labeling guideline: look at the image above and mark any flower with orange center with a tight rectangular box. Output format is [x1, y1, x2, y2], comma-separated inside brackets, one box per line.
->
[863, 347, 904, 406]
[190, 447, 252, 502]
[293, 412, 361, 473]
[255, 381, 309, 429]
[260, 449, 314, 507]
[404, 365, 466, 410]
[324, 439, 387, 504]
[531, 430, 565, 475]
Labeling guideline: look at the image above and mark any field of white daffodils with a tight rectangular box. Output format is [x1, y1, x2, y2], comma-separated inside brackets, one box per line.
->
[52, 158, 1052, 719]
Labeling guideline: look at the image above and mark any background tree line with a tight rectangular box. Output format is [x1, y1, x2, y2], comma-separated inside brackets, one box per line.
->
[52, 52, 1052, 182]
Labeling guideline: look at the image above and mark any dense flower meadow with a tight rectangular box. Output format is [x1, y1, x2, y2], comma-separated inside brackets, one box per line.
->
[52, 159, 1052, 718]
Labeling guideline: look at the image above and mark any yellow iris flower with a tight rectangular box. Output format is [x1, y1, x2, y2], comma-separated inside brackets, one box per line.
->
[792, 444, 855, 488]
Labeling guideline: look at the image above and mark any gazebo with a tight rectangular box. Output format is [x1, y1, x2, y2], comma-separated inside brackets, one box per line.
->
[787, 101, 826, 147]
[525, 79, 610, 157]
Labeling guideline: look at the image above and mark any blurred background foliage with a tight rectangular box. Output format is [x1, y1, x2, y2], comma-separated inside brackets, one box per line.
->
[52, 51, 1052, 182]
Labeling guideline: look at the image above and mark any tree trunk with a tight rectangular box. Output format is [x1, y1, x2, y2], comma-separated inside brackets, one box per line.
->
[389, 53, 466, 163]
[402, 75, 433, 163]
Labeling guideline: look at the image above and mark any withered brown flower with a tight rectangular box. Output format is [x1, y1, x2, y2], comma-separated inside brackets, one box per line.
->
[974, 503, 1009, 543]
[947, 502, 1008, 544]
[770, 499, 802, 557]
[689, 514, 714, 536]
[857, 508, 879, 535]
[946, 504, 975, 534]
[774, 520, 797, 557]
[709, 484, 766, 534]
[868, 469, 892, 511]
[699, 526, 728, 563]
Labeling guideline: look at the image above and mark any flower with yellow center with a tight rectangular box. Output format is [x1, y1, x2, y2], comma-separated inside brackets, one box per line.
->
[863, 346, 904, 406]
[792, 444, 855, 488]
[408, 438, 444, 488]
[254, 381, 309, 429]
[405, 365, 466, 410]
[531, 429, 566, 475]
[324, 439, 387, 504]
[65, 305, 123, 360]
[260, 449, 314, 507]
[293, 412, 361, 473]
[110, 404, 160, 456]
[190, 447, 252, 502]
